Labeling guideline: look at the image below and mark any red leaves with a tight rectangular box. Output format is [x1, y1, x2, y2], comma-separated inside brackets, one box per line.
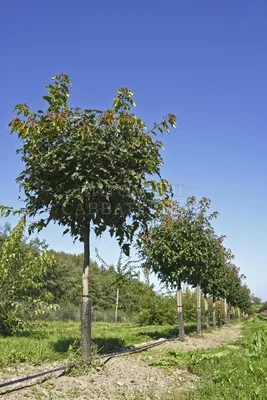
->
[103, 110, 115, 125]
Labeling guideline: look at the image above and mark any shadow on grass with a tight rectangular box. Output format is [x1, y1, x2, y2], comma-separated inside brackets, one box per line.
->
[52, 337, 77, 353]
[137, 323, 201, 340]
[92, 337, 126, 354]
[50, 322, 213, 356]
[52, 336, 126, 355]
[138, 327, 178, 340]
[137, 322, 213, 340]
[16, 330, 49, 340]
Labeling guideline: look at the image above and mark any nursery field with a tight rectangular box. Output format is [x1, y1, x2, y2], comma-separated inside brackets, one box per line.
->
[0, 320, 199, 368]
[1, 317, 267, 399]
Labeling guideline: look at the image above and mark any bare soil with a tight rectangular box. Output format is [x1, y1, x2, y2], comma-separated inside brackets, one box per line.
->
[157, 323, 242, 353]
[0, 324, 243, 400]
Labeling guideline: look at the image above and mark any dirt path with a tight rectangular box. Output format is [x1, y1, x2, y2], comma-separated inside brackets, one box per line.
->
[157, 322, 242, 353]
[0, 324, 243, 400]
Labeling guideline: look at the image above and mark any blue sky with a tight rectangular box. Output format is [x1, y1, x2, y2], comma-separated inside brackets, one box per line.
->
[0, 0, 266, 299]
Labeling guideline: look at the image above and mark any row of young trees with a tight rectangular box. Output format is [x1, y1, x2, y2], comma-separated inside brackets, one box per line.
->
[138, 196, 251, 340]
[3, 220, 236, 331]
[0, 221, 175, 331]
[0, 214, 252, 340]
[1, 74, 252, 361]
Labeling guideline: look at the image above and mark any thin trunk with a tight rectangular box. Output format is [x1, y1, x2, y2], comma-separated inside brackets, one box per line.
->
[237, 307, 241, 320]
[115, 287, 119, 324]
[218, 301, 222, 327]
[196, 282, 202, 335]
[204, 295, 209, 331]
[176, 280, 185, 341]
[81, 219, 91, 362]
[212, 297, 216, 328]
[224, 298, 227, 325]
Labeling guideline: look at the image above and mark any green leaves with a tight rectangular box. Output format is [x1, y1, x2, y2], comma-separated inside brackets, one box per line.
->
[9, 74, 176, 252]
[122, 243, 130, 257]
[138, 196, 227, 291]
[113, 88, 135, 112]
[42, 95, 52, 105]
[0, 219, 55, 335]
[0, 206, 25, 218]
[52, 74, 71, 85]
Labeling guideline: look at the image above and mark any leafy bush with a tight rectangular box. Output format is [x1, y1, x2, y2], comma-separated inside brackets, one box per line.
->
[136, 289, 177, 326]
[0, 219, 55, 335]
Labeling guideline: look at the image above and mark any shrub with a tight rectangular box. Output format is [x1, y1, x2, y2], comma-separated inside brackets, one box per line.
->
[0, 219, 55, 335]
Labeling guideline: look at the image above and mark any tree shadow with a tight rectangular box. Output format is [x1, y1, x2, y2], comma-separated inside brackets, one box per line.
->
[16, 330, 49, 340]
[137, 323, 210, 340]
[138, 327, 178, 340]
[185, 324, 198, 335]
[52, 337, 77, 353]
[92, 337, 126, 354]
[51, 323, 211, 356]
[52, 336, 126, 355]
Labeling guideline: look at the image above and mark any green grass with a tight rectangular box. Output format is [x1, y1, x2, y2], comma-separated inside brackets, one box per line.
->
[145, 316, 267, 400]
[188, 316, 267, 399]
[0, 320, 197, 368]
[2, 318, 263, 399]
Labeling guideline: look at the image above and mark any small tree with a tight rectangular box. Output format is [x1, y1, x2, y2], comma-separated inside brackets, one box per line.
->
[95, 248, 139, 323]
[201, 239, 229, 329]
[0, 219, 54, 335]
[8, 74, 176, 360]
[138, 200, 189, 341]
[138, 197, 220, 339]
[179, 197, 221, 335]
[225, 265, 249, 320]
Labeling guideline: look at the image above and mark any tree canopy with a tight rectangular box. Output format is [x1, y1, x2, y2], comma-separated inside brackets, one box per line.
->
[9, 74, 176, 251]
[138, 197, 222, 289]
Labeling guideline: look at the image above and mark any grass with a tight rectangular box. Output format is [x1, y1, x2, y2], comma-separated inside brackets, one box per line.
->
[0, 320, 198, 368]
[2, 318, 263, 399]
[143, 316, 267, 400]
[188, 316, 267, 399]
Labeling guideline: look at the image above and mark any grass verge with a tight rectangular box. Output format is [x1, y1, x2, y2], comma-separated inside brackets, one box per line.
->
[0, 320, 198, 368]
[145, 316, 267, 399]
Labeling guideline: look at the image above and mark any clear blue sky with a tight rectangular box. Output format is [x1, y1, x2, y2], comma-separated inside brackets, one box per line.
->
[0, 0, 266, 300]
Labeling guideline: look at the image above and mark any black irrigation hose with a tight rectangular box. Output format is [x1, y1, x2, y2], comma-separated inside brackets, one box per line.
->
[0, 337, 177, 390]
[100, 337, 177, 362]
[2, 319, 247, 391]
[0, 364, 76, 390]
[0, 318, 248, 391]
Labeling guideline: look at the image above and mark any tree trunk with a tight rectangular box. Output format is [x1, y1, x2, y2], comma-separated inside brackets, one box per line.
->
[176, 280, 185, 341]
[115, 287, 119, 324]
[204, 295, 209, 331]
[237, 307, 240, 320]
[212, 297, 216, 328]
[81, 220, 91, 362]
[218, 301, 222, 327]
[196, 282, 202, 335]
[224, 298, 227, 325]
